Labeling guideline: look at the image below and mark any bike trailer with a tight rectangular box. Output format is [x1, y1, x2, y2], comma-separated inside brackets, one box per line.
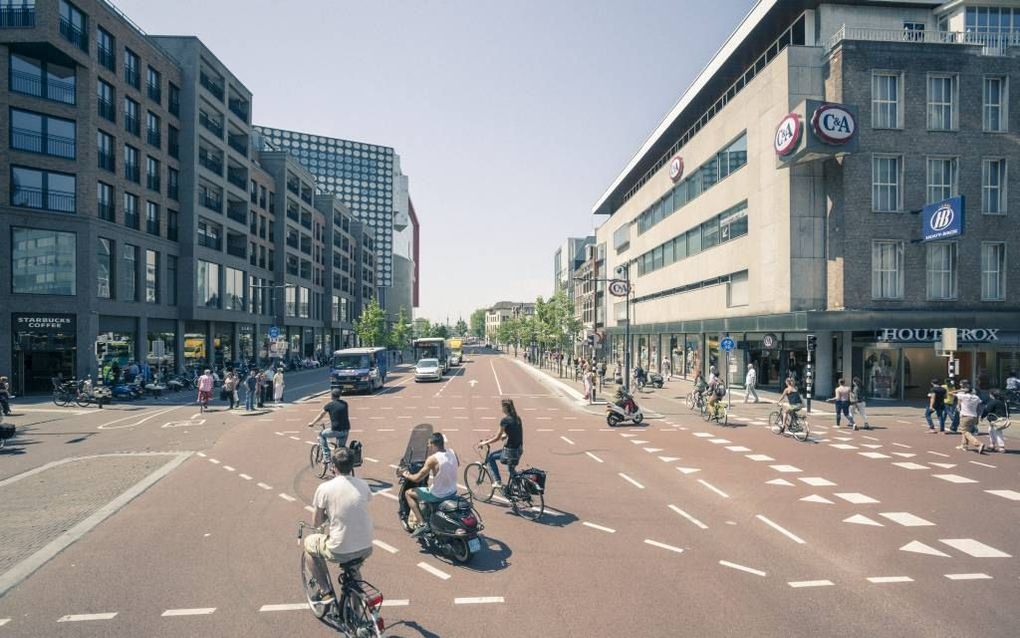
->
[520, 467, 547, 494]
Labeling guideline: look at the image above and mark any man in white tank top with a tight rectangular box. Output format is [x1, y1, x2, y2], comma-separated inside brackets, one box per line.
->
[402, 432, 459, 535]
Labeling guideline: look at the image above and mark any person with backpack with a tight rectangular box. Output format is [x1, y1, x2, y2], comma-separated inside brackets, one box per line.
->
[925, 378, 947, 433]
[982, 389, 1009, 453]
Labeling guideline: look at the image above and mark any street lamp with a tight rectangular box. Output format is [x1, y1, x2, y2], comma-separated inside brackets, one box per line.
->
[573, 265, 632, 392]
[250, 283, 295, 369]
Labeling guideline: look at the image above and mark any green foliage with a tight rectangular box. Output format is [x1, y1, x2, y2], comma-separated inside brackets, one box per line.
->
[469, 308, 487, 339]
[388, 306, 412, 350]
[454, 319, 468, 337]
[432, 324, 450, 339]
[354, 298, 387, 347]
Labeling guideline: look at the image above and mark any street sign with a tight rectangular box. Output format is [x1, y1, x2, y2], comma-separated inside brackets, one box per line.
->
[921, 196, 965, 242]
[721, 337, 735, 352]
[608, 279, 630, 297]
[268, 326, 280, 339]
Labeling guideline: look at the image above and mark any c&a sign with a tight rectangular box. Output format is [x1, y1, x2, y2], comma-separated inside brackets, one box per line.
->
[811, 104, 856, 145]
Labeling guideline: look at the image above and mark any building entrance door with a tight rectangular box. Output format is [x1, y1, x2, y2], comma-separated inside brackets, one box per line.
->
[12, 313, 77, 395]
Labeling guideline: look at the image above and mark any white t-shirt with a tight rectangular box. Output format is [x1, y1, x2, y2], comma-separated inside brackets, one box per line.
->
[313, 475, 374, 555]
[429, 449, 458, 499]
[955, 391, 982, 418]
[745, 368, 756, 386]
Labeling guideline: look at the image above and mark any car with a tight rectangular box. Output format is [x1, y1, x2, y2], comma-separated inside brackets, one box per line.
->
[449, 353, 461, 366]
[414, 358, 443, 382]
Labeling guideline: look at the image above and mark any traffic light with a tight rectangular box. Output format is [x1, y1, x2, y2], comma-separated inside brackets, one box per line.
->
[806, 334, 817, 352]
[947, 358, 959, 376]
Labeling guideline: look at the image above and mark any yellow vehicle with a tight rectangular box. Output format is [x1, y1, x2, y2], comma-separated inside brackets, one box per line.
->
[184, 336, 206, 361]
[446, 338, 464, 366]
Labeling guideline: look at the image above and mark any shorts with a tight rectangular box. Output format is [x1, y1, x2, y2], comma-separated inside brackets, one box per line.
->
[303, 533, 373, 565]
[414, 487, 454, 503]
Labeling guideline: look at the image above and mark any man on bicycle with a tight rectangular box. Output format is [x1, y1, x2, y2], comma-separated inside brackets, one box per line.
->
[304, 447, 373, 603]
[778, 377, 803, 427]
[307, 390, 351, 461]
[402, 432, 459, 536]
[477, 399, 523, 491]
[706, 379, 726, 417]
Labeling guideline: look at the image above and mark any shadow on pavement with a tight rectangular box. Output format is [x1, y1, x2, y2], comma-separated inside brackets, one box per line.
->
[383, 620, 443, 638]
[456, 535, 511, 573]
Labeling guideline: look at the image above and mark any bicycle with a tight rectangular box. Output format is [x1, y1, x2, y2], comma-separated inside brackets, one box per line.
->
[309, 425, 347, 480]
[52, 381, 77, 407]
[298, 522, 384, 637]
[769, 405, 810, 442]
[463, 444, 544, 521]
[686, 390, 706, 413]
[704, 400, 728, 425]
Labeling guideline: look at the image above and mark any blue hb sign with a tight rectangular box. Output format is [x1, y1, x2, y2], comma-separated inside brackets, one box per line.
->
[922, 196, 965, 242]
[721, 337, 735, 352]
[268, 326, 280, 339]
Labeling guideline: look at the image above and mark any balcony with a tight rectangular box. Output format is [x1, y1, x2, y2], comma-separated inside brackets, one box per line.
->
[0, 5, 34, 27]
[826, 25, 1020, 55]
[169, 96, 180, 117]
[147, 218, 160, 236]
[199, 71, 224, 101]
[227, 200, 247, 225]
[125, 115, 139, 136]
[199, 112, 223, 138]
[98, 46, 114, 71]
[226, 238, 246, 259]
[125, 68, 139, 89]
[12, 186, 75, 213]
[147, 129, 161, 148]
[59, 17, 88, 52]
[11, 128, 75, 159]
[200, 192, 223, 213]
[125, 212, 139, 229]
[227, 167, 247, 190]
[228, 98, 249, 122]
[300, 189, 312, 205]
[147, 174, 161, 192]
[286, 178, 299, 195]
[147, 82, 161, 103]
[228, 133, 248, 157]
[199, 154, 223, 176]
[11, 70, 75, 105]
[98, 150, 114, 172]
[98, 201, 114, 221]
[125, 164, 140, 183]
[98, 97, 115, 122]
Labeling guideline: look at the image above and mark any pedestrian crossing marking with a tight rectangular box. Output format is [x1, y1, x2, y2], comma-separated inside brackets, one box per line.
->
[879, 512, 935, 527]
[939, 539, 1011, 558]
[932, 474, 978, 484]
[800, 494, 834, 504]
[834, 492, 879, 504]
[799, 477, 836, 487]
[984, 489, 1020, 501]
[765, 478, 795, 486]
[900, 541, 949, 557]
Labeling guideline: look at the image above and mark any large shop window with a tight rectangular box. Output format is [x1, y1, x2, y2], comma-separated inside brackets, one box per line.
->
[11, 227, 76, 295]
[196, 260, 221, 308]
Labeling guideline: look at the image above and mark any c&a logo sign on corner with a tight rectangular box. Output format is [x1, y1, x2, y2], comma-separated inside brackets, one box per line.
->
[811, 103, 856, 145]
[773, 113, 801, 156]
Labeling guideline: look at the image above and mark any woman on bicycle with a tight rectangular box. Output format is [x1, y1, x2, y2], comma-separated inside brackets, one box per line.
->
[778, 377, 803, 427]
[477, 399, 523, 490]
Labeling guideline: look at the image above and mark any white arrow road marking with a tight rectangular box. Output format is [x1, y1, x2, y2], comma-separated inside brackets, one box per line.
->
[939, 539, 1012, 558]
[844, 514, 884, 526]
[644, 539, 684, 554]
[719, 560, 766, 577]
[800, 495, 834, 504]
[669, 504, 708, 530]
[469, 380, 479, 387]
[900, 541, 950, 557]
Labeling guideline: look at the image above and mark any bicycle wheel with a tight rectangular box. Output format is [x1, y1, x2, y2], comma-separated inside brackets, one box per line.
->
[463, 462, 494, 503]
[300, 551, 330, 620]
[794, 419, 810, 442]
[769, 411, 784, 434]
[53, 391, 70, 407]
[685, 392, 695, 410]
[310, 445, 328, 479]
[74, 393, 93, 408]
[511, 479, 544, 522]
[721, 407, 728, 426]
[341, 588, 383, 637]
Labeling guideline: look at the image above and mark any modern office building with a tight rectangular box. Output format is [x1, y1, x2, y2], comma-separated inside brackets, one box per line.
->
[593, 0, 1020, 400]
[553, 236, 594, 296]
[572, 241, 607, 358]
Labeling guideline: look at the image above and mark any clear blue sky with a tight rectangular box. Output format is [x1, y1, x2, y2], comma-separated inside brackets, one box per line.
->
[117, 0, 755, 323]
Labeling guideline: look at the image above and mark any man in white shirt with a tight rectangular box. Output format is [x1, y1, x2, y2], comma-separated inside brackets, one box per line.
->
[402, 432, 458, 536]
[304, 447, 374, 602]
[744, 363, 759, 403]
[954, 382, 985, 455]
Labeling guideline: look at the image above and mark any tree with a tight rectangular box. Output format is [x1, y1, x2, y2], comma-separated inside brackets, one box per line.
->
[454, 319, 468, 337]
[469, 308, 487, 339]
[354, 298, 387, 347]
[388, 306, 412, 351]
[432, 324, 450, 339]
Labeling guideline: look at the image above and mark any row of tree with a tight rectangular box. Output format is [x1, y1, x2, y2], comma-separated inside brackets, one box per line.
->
[353, 300, 470, 349]
[469, 289, 581, 357]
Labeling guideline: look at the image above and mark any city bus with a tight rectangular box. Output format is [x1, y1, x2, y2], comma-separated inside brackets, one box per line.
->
[330, 347, 388, 393]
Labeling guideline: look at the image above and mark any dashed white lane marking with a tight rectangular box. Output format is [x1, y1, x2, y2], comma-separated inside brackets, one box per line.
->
[799, 477, 836, 487]
[834, 492, 880, 504]
[582, 521, 616, 533]
[568, 428, 584, 432]
[891, 443, 912, 449]
[788, 580, 834, 588]
[659, 456, 681, 462]
[900, 541, 949, 557]
[669, 504, 708, 530]
[222, 466, 235, 472]
[969, 461, 996, 469]
[382, 599, 410, 607]
[933, 474, 978, 484]
[867, 576, 914, 584]
[766, 478, 795, 486]
[939, 539, 1012, 558]
[162, 608, 216, 617]
[304, 505, 314, 513]
[709, 438, 731, 444]
[985, 489, 1020, 501]
[418, 562, 451, 580]
[927, 451, 951, 458]
[304, 440, 317, 446]
[833, 436, 854, 442]
[892, 452, 917, 458]
[560, 436, 575, 445]
[829, 444, 858, 450]
[238, 473, 253, 480]
[620, 433, 636, 438]
[945, 573, 992, 581]
[861, 435, 881, 441]
[363, 457, 379, 463]
[769, 465, 802, 473]
[278, 493, 296, 503]
[893, 462, 929, 470]
[256, 482, 272, 490]
[454, 597, 504, 605]
[630, 440, 649, 445]
[372, 539, 398, 554]
[698, 479, 730, 499]
[719, 560, 766, 577]
[0, 619, 8, 626]
[643, 447, 663, 453]
[536, 417, 552, 421]
[844, 514, 883, 526]
[208, 458, 221, 465]
[536, 428, 553, 432]
[289, 436, 300, 441]
[726, 446, 752, 453]
[585, 452, 604, 463]
[746, 454, 775, 462]
[756, 515, 806, 544]
[196, 452, 207, 457]
[619, 473, 645, 489]
[644, 539, 684, 554]
[693, 432, 714, 438]
[58, 613, 118, 622]
[859, 452, 892, 459]
[879, 512, 935, 527]
[930, 462, 957, 469]
[677, 467, 701, 475]
[861, 444, 884, 450]
[259, 603, 309, 612]
[800, 495, 834, 504]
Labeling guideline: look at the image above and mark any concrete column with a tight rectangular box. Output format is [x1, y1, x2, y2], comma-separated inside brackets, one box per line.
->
[841, 331, 853, 382]
[136, 315, 148, 367]
[79, 312, 99, 380]
[174, 319, 186, 374]
[814, 330, 834, 398]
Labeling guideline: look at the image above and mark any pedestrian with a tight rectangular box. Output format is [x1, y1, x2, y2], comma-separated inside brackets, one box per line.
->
[924, 378, 947, 434]
[662, 355, 672, 380]
[0, 375, 12, 415]
[256, 370, 267, 408]
[597, 360, 607, 390]
[954, 382, 985, 454]
[743, 363, 759, 403]
[197, 369, 214, 413]
[223, 369, 238, 409]
[943, 379, 959, 433]
[273, 367, 285, 404]
[583, 367, 594, 404]
[831, 378, 856, 430]
[981, 389, 1009, 453]
[244, 370, 257, 411]
[849, 377, 870, 429]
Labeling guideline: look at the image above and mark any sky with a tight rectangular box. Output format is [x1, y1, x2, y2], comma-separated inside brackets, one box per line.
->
[117, 0, 755, 324]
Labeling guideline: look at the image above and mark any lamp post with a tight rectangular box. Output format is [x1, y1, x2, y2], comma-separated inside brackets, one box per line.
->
[250, 283, 294, 369]
[573, 265, 632, 392]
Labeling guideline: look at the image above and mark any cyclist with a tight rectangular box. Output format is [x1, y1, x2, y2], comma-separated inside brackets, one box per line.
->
[402, 432, 459, 536]
[706, 379, 726, 418]
[307, 389, 351, 462]
[304, 447, 374, 604]
[778, 377, 803, 428]
[477, 398, 523, 491]
[633, 365, 647, 389]
[197, 369, 215, 412]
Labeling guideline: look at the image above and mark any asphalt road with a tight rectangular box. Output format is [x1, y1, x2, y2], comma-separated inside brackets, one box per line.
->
[0, 350, 1017, 637]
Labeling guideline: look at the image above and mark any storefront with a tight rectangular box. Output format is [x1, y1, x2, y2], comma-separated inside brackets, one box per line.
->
[11, 313, 76, 395]
[146, 320, 177, 373]
[97, 316, 138, 379]
[184, 321, 208, 370]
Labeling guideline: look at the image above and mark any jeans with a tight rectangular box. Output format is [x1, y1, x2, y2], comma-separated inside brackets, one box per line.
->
[0, 396, 9, 415]
[945, 405, 959, 432]
[487, 447, 521, 484]
[245, 388, 255, 411]
[319, 429, 349, 458]
[834, 400, 854, 426]
[925, 406, 946, 431]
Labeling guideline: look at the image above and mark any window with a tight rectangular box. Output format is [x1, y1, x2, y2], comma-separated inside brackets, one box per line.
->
[168, 166, 179, 200]
[701, 216, 720, 249]
[97, 129, 113, 171]
[926, 242, 957, 300]
[123, 243, 137, 301]
[142, 249, 159, 303]
[123, 192, 138, 229]
[97, 180, 113, 221]
[123, 47, 139, 88]
[146, 201, 159, 236]
[871, 72, 901, 128]
[613, 224, 630, 252]
[146, 111, 160, 148]
[97, 237, 113, 298]
[168, 82, 180, 117]
[96, 26, 114, 71]
[926, 157, 958, 203]
[97, 78, 115, 122]
[982, 242, 1006, 301]
[167, 254, 177, 305]
[872, 155, 902, 212]
[903, 22, 925, 41]
[167, 209, 178, 241]
[719, 202, 748, 241]
[123, 96, 139, 135]
[10, 166, 75, 213]
[146, 66, 161, 103]
[167, 125, 179, 159]
[197, 219, 222, 250]
[10, 108, 76, 159]
[727, 271, 749, 307]
[871, 240, 903, 300]
[146, 156, 160, 191]
[9, 53, 75, 104]
[1, 0, 36, 27]
[124, 144, 139, 182]
[926, 74, 956, 130]
[11, 227, 76, 295]
[299, 286, 310, 318]
[196, 260, 220, 308]
[982, 158, 1007, 214]
[59, 1, 87, 52]
[225, 267, 244, 310]
[983, 77, 1007, 132]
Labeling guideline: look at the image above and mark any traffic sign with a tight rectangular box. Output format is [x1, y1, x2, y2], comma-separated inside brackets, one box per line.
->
[721, 337, 735, 352]
[608, 279, 630, 297]
[762, 334, 778, 349]
[268, 326, 280, 339]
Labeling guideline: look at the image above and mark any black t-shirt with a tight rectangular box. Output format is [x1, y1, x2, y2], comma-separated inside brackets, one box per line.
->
[501, 415, 523, 449]
[323, 400, 350, 432]
[930, 386, 946, 409]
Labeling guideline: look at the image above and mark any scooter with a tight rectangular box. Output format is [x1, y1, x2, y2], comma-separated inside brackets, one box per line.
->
[396, 424, 484, 564]
[648, 372, 664, 389]
[606, 389, 644, 426]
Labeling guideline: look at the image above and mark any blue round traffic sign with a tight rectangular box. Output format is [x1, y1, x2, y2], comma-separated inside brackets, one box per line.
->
[268, 326, 280, 339]
[721, 337, 735, 352]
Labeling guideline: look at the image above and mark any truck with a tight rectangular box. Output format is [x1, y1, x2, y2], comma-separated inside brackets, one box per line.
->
[412, 338, 448, 374]
[446, 338, 464, 366]
[330, 347, 388, 394]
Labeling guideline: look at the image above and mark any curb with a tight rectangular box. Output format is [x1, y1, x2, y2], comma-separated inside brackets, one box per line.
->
[508, 358, 587, 406]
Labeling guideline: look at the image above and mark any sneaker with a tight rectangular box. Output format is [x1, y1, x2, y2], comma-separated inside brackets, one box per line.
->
[997, 447, 1007, 453]
[977, 444, 985, 455]
[851, 423, 858, 431]
[927, 429, 938, 434]
[313, 590, 335, 605]
[491, 481, 503, 490]
[957, 445, 967, 451]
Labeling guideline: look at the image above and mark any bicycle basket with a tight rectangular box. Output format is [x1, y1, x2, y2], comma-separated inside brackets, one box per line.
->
[521, 467, 546, 494]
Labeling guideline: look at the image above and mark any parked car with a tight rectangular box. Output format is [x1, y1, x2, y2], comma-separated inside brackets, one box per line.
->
[414, 358, 443, 382]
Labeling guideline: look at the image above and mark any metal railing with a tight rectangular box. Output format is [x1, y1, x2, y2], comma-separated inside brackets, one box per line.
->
[98, 201, 114, 221]
[199, 154, 223, 176]
[125, 115, 140, 136]
[200, 71, 224, 101]
[0, 6, 34, 27]
[12, 186, 75, 213]
[124, 67, 139, 89]
[98, 97, 115, 121]
[147, 129, 161, 148]
[228, 133, 248, 156]
[147, 174, 161, 191]
[826, 24, 1020, 53]
[11, 70, 75, 104]
[227, 167, 247, 190]
[98, 150, 114, 171]
[168, 141, 179, 159]
[200, 193, 223, 213]
[229, 98, 249, 121]
[124, 164, 140, 182]
[199, 112, 223, 137]
[147, 218, 160, 236]
[11, 128, 75, 158]
[147, 82, 161, 103]
[125, 212, 139, 229]
[98, 45, 115, 71]
[169, 96, 180, 117]
[300, 190, 312, 205]
[59, 17, 87, 52]
[168, 181, 179, 200]
[227, 201, 248, 224]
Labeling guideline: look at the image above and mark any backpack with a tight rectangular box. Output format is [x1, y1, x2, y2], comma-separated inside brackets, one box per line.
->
[715, 385, 726, 398]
